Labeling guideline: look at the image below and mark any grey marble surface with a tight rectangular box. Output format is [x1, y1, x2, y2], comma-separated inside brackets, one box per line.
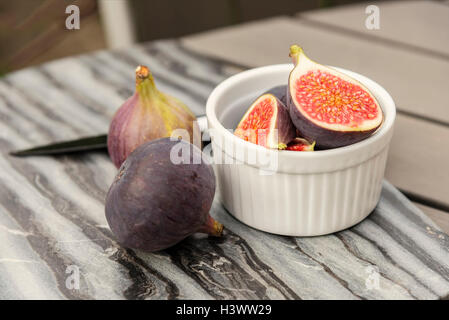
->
[0, 40, 448, 299]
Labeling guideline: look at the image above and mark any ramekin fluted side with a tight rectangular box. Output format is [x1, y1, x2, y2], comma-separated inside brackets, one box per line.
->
[214, 146, 389, 236]
[206, 64, 395, 236]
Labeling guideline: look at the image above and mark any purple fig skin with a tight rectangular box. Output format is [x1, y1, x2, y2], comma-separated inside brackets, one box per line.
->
[263, 85, 288, 106]
[108, 94, 139, 168]
[287, 87, 378, 149]
[274, 97, 296, 149]
[108, 65, 200, 168]
[105, 138, 223, 252]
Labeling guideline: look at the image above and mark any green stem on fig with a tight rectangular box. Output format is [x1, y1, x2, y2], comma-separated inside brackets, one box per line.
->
[278, 143, 287, 150]
[197, 215, 224, 237]
[289, 45, 304, 66]
[135, 65, 158, 99]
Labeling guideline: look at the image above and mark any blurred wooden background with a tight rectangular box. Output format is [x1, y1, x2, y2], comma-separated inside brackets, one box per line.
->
[0, 0, 369, 74]
[0, 0, 104, 74]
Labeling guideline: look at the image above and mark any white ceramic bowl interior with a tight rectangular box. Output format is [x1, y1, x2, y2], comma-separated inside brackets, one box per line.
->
[206, 64, 396, 236]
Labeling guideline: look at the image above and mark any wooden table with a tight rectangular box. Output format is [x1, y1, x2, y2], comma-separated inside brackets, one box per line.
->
[0, 1, 448, 299]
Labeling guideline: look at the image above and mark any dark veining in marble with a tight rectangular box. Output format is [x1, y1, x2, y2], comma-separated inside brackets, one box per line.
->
[335, 233, 421, 299]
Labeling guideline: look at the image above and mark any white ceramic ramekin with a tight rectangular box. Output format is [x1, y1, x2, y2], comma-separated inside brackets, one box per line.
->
[206, 64, 395, 236]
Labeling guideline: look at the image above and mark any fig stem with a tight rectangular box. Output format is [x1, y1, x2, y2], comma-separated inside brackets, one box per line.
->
[197, 215, 224, 237]
[278, 143, 287, 150]
[289, 45, 304, 66]
[135, 65, 158, 99]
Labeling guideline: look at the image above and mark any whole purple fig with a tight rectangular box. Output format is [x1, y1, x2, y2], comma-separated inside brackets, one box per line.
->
[105, 138, 223, 252]
[108, 65, 200, 168]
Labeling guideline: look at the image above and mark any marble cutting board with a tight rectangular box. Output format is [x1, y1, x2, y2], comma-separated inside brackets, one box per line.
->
[0, 40, 447, 300]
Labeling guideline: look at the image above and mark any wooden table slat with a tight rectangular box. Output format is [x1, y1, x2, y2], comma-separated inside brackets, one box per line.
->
[386, 114, 449, 208]
[298, 0, 449, 57]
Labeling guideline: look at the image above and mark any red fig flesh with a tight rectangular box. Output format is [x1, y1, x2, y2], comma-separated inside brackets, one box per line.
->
[287, 45, 383, 149]
[286, 138, 315, 152]
[234, 94, 295, 149]
[108, 65, 200, 168]
[105, 138, 223, 252]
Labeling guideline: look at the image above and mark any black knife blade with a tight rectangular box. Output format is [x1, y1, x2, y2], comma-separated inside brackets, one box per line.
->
[9, 134, 108, 157]
[9, 115, 209, 157]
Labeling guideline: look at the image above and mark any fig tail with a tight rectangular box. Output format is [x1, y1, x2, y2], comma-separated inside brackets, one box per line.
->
[197, 215, 224, 237]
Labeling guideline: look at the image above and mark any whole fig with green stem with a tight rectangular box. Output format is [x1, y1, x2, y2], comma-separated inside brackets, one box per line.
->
[108, 65, 200, 168]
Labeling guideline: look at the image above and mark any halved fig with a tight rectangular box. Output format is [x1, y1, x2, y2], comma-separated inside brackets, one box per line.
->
[287, 45, 383, 149]
[234, 93, 295, 149]
[286, 138, 315, 152]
